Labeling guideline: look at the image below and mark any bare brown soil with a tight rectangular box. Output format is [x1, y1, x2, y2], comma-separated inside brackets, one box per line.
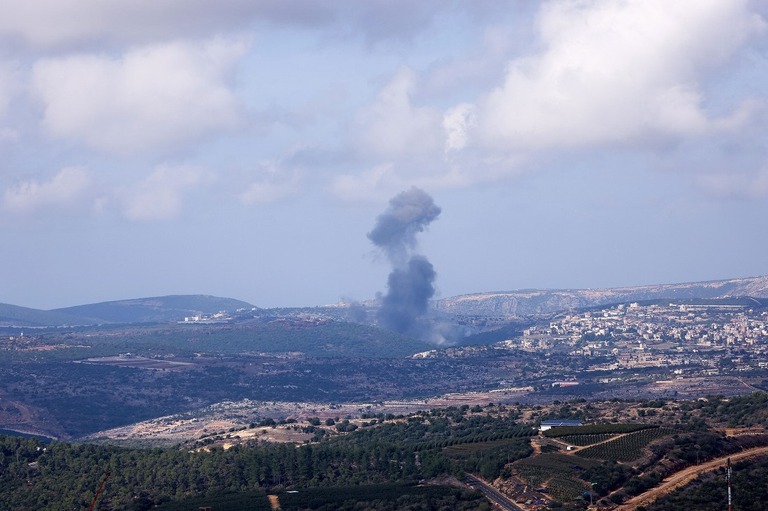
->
[615, 446, 768, 510]
[81, 356, 194, 371]
[0, 389, 66, 439]
[83, 389, 533, 444]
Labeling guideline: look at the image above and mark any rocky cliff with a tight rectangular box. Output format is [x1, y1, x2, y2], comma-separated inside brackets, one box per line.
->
[433, 275, 768, 318]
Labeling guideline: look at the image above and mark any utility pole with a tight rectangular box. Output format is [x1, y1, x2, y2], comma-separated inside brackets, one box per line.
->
[726, 457, 732, 511]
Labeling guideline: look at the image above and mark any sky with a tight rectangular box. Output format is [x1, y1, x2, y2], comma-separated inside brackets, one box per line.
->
[1, 0, 767, 310]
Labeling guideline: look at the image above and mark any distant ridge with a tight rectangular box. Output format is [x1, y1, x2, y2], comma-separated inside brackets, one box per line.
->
[433, 275, 768, 318]
[0, 303, 88, 327]
[53, 295, 255, 324]
[0, 295, 255, 327]
[3, 275, 768, 327]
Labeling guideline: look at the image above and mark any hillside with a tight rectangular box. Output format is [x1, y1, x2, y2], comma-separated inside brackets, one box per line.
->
[434, 275, 768, 318]
[0, 303, 89, 327]
[51, 295, 255, 324]
[0, 295, 255, 327]
[4, 395, 768, 510]
[3, 275, 768, 327]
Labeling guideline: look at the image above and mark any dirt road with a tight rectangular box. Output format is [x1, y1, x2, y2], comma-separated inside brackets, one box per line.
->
[615, 446, 768, 510]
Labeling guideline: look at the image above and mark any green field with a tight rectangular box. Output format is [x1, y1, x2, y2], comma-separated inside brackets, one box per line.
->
[154, 490, 271, 511]
[275, 483, 486, 510]
[557, 432, 619, 446]
[543, 423, 656, 438]
[153, 484, 486, 511]
[575, 427, 679, 462]
[513, 453, 601, 502]
[442, 437, 532, 456]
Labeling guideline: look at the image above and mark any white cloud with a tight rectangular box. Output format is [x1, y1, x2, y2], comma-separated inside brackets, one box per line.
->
[443, 103, 476, 153]
[0, 128, 18, 143]
[339, 1, 768, 197]
[236, 159, 301, 205]
[0, 61, 17, 119]
[239, 181, 298, 205]
[332, 164, 397, 202]
[3, 166, 92, 214]
[355, 67, 443, 159]
[120, 164, 214, 221]
[0, 0, 460, 50]
[697, 166, 768, 199]
[32, 38, 246, 154]
[0, 60, 21, 142]
[331, 161, 482, 202]
[342, 0, 447, 46]
[0, 0, 333, 48]
[422, 23, 522, 100]
[475, 0, 766, 151]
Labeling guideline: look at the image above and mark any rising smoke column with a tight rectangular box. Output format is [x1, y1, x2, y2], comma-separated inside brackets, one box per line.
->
[368, 187, 441, 336]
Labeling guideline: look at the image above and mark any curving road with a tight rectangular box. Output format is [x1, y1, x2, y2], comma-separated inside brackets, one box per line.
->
[465, 474, 525, 511]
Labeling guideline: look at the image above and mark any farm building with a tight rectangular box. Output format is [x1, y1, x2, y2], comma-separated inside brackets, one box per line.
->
[538, 419, 583, 431]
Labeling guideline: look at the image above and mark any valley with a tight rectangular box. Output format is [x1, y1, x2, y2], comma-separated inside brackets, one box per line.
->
[3, 288, 768, 442]
[2, 277, 768, 509]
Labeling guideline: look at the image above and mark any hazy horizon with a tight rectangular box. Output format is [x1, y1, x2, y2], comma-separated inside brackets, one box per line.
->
[1, 1, 767, 310]
[4, 271, 767, 312]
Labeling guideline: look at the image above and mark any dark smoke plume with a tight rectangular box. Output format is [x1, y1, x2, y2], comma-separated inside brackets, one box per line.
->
[368, 187, 440, 337]
[368, 187, 441, 267]
[378, 256, 436, 334]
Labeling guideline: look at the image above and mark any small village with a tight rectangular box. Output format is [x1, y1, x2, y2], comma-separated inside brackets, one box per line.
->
[504, 302, 768, 373]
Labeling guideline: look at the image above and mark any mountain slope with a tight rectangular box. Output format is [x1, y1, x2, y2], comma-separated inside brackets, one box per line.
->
[434, 275, 768, 317]
[52, 295, 255, 324]
[0, 303, 87, 327]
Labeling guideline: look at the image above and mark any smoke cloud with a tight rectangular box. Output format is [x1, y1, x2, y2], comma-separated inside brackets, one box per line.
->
[368, 187, 440, 337]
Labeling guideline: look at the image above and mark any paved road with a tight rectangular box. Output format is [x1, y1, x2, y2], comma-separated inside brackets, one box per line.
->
[465, 474, 525, 511]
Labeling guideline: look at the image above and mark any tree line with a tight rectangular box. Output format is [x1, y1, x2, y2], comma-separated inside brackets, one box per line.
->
[0, 407, 530, 510]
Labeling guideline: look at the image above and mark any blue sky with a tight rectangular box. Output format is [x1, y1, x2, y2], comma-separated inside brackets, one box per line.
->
[1, 0, 767, 309]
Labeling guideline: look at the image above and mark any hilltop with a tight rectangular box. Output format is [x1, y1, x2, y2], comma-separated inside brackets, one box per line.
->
[0, 303, 87, 327]
[0, 295, 254, 327]
[433, 274, 768, 318]
[3, 274, 768, 328]
[53, 295, 255, 324]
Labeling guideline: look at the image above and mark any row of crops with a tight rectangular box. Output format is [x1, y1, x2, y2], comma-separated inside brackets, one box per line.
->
[575, 427, 679, 462]
[557, 432, 618, 446]
[512, 426, 682, 504]
[412, 424, 534, 451]
[155, 484, 485, 511]
[546, 476, 594, 502]
[276, 484, 485, 510]
[442, 437, 530, 456]
[543, 423, 656, 438]
[513, 453, 600, 502]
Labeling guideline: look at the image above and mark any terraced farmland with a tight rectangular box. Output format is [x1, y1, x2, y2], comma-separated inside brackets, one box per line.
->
[543, 423, 655, 438]
[557, 433, 617, 446]
[575, 427, 679, 462]
[513, 453, 600, 502]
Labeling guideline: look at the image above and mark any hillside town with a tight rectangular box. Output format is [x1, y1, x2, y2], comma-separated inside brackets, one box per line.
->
[504, 302, 768, 373]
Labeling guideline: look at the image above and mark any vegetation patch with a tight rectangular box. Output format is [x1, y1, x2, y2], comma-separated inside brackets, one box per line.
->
[275, 483, 487, 511]
[575, 427, 679, 462]
[543, 423, 656, 438]
[557, 432, 620, 446]
[513, 453, 601, 502]
[644, 455, 768, 511]
[154, 490, 271, 511]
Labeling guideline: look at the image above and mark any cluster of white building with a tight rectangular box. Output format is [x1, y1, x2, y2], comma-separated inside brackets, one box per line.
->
[504, 302, 768, 372]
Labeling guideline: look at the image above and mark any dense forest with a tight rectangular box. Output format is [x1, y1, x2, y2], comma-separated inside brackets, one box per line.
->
[645, 456, 768, 511]
[0, 406, 530, 510]
[4, 394, 768, 510]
